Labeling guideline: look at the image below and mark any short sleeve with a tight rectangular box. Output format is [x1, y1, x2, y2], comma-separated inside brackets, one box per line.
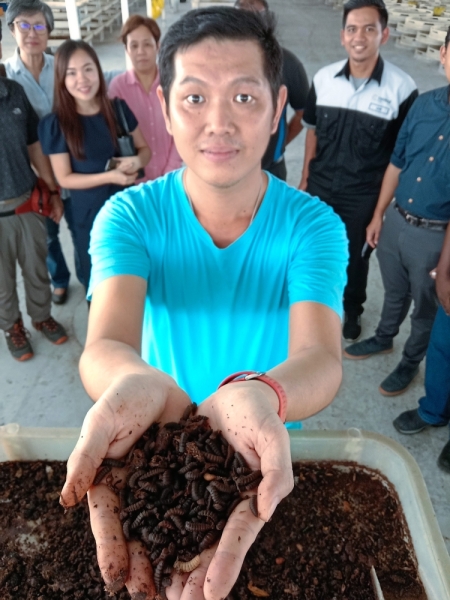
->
[119, 98, 138, 133]
[302, 82, 317, 128]
[390, 96, 419, 170]
[391, 90, 419, 159]
[107, 77, 120, 100]
[38, 113, 69, 155]
[282, 49, 309, 111]
[288, 195, 349, 319]
[88, 188, 151, 298]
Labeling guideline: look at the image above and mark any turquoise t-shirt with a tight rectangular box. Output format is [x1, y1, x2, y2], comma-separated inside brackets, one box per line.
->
[89, 169, 348, 413]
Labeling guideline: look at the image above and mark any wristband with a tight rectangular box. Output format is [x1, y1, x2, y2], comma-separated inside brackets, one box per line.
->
[218, 371, 287, 423]
[49, 190, 59, 196]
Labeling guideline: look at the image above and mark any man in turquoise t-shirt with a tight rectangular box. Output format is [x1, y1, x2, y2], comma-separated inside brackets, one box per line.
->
[61, 8, 348, 600]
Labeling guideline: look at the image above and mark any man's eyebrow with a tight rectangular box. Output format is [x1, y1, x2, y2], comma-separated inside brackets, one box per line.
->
[178, 75, 263, 86]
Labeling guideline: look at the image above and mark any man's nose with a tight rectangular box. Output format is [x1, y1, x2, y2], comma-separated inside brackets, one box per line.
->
[205, 98, 235, 135]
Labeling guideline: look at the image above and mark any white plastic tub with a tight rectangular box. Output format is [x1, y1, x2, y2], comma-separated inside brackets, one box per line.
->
[1, 424, 449, 599]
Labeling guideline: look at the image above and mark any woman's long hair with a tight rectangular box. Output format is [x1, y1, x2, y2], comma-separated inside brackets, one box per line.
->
[53, 40, 117, 160]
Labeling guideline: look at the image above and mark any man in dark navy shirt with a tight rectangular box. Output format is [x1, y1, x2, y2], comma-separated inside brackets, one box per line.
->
[345, 27, 450, 397]
[299, 0, 417, 341]
[0, 24, 67, 360]
[235, 0, 309, 180]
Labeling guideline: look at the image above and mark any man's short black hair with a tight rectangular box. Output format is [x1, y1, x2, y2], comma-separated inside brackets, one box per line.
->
[158, 7, 282, 109]
[234, 0, 269, 10]
[445, 26, 450, 48]
[342, 0, 388, 29]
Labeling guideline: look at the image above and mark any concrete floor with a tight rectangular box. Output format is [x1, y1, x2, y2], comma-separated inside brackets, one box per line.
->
[0, 0, 449, 554]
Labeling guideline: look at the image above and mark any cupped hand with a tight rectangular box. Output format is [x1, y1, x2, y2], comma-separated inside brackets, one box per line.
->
[49, 194, 64, 224]
[298, 178, 308, 191]
[366, 214, 383, 248]
[110, 168, 138, 186]
[116, 156, 141, 175]
[436, 268, 450, 315]
[167, 382, 293, 600]
[60, 372, 191, 597]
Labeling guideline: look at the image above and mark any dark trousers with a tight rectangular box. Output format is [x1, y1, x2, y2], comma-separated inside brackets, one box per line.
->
[418, 306, 450, 426]
[375, 203, 445, 367]
[265, 157, 287, 181]
[313, 193, 378, 316]
[46, 196, 82, 288]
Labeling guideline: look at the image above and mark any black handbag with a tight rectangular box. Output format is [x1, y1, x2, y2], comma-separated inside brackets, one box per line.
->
[112, 98, 145, 179]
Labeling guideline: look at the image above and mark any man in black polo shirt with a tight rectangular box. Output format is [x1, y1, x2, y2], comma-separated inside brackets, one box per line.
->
[0, 24, 68, 360]
[235, 0, 309, 180]
[299, 0, 417, 341]
[345, 27, 450, 397]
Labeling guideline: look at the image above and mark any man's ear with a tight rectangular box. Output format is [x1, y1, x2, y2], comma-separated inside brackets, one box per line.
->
[381, 26, 390, 46]
[271, 84, 288, 135]
[156, 85, 172, 135]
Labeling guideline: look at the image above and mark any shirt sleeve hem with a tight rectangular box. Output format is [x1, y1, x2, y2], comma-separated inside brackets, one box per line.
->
[87, 268, 148, 300]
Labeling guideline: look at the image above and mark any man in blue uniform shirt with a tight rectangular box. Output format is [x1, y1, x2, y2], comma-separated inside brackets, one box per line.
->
[61, 9, 348, 600]
[345, 27, 450, 397]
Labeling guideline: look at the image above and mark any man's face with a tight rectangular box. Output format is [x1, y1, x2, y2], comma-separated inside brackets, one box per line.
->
[341, 7, 389, 65]
[157, 38, 286, 189]
[440, 43, 450, 83]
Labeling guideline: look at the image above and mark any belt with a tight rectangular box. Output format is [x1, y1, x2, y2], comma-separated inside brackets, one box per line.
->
[394, 203, 448, 231]
[0, 209, 18, 218]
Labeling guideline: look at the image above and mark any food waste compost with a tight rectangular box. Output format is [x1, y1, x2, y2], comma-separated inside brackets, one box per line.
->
[0, 406, 426, 600]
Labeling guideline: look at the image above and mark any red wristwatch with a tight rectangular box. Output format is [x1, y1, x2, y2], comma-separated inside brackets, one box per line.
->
[218, 371, 287, 423]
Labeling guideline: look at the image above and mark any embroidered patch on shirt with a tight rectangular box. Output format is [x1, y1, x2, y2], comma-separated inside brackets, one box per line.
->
[13, 107, 22, 115]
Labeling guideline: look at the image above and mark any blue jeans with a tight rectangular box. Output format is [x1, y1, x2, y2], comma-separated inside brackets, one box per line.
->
[418, 306, 450, 426]
[46, 197, 82, 288]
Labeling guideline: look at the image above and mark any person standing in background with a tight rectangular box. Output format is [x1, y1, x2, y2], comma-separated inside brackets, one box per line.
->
[392, 221, 450, 473]
[39, 40, 150, 292]
[234, 0, 309, 181]
[345, 29, 450, 396]
[5, 0, 74, 305]
[108, 15, 182, 182]
[0, 24, 68, 361]
[299, 0, 417, 342]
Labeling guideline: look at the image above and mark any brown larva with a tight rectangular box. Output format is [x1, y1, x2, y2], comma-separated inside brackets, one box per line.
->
[249, 495, 258, 518]
[174, 555, 201, 573]
[93, 465, 112, 486]
[185, 521, 214, 532]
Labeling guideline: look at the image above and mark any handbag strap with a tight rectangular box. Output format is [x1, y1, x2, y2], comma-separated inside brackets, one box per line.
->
[112, 98, 130, 136]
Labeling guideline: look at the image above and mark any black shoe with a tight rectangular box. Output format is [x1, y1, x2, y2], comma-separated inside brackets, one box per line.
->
[393, 409, 440, 434]
[379, 362, 419, 397]
[343, 313, 361, 342]
[438, 440, 450, 473]
[344, 335, 393, 360]
[52, 288, 68, 305]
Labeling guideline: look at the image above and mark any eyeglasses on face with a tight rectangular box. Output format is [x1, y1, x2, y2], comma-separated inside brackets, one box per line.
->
[14, 21, 48, 34]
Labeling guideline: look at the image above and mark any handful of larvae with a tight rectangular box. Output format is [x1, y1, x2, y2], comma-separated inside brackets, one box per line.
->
[115, 404, 262, 597]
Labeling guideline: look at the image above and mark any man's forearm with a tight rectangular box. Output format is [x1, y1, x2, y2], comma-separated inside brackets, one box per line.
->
[267, 346, 342, 422]
[372, 163, 402, 219]
[285, 111, 304, 145]
[299, 128, 317, 188]
[436, 223, 450, 277]
[28, 142, 58, 190]
[80, 340, 168, 401]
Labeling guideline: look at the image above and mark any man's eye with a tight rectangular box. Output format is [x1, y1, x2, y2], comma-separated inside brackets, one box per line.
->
[235, 94, 253, 103]
[187, 95, 204, 104]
